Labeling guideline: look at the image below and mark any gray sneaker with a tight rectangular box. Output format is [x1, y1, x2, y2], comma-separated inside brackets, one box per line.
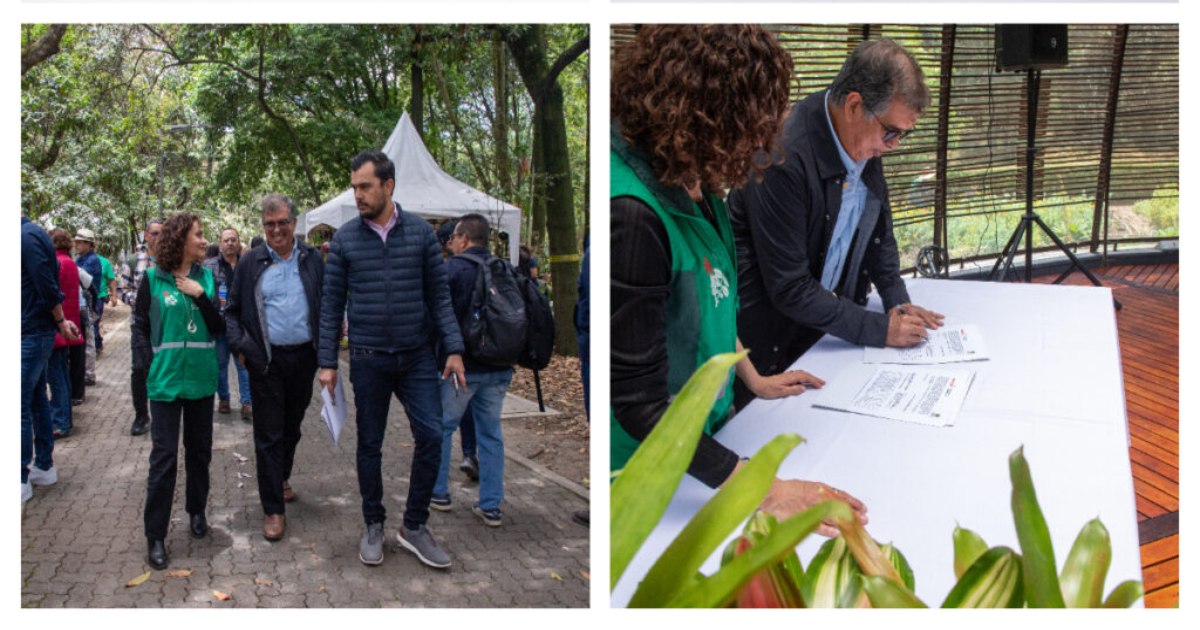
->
[396, 524, 451, 568]
[359, 522, 384, 566]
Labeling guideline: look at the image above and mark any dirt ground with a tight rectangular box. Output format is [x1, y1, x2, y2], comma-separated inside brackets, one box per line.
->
[503, 354, 591, 489]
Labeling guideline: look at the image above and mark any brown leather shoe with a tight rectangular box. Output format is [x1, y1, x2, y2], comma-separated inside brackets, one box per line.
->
[241, 404, 253, 422]
[218, 399, 231, 414]
[283, 481, 296, 503]
[263, 514, 285, 541]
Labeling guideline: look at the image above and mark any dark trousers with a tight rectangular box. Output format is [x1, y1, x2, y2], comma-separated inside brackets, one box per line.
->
[68, 343, 85, 401]
[459, 408, 477, 457]
[144, 397, 213, 540]
[93, 300, 105, 351]
[249, 345, 317, 515]
[131, 366, 149, 422]
[349, 344, 443, 530]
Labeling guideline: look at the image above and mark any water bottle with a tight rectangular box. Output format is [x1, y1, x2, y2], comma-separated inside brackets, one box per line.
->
[218, 280, 228, 309]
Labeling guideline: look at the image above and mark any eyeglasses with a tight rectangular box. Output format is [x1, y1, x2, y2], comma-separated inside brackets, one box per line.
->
[876, 116, 915, 143]
[262, 219, 294, 231]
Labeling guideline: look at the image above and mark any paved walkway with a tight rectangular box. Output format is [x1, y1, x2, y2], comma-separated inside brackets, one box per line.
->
[21, 307, 589, 608]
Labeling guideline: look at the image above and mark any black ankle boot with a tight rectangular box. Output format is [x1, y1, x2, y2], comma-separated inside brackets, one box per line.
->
[130, 415, 150, 436]
[147, 539, 168, 570]
[189, 513, 208, 539]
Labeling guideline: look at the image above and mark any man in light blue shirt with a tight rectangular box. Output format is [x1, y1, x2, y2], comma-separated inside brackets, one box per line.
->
[224, 195, 324, 542]
[729, 38, 946, 410]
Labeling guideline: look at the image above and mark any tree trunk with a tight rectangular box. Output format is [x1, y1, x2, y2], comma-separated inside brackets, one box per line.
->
[492, 32, 515, 203]
[505, 26, 587, 356]
[22, 24, 69, 76]
[410, 27, 424, 134]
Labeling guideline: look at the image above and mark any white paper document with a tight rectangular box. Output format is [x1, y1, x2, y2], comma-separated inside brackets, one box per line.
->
[814, 365, 976, 427]
[864, 324, 988, 364]
[321, 374, 348, 446]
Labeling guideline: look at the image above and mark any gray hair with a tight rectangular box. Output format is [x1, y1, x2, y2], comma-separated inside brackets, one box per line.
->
[829, 38, 930, 115]
[260, 193, 297, 219]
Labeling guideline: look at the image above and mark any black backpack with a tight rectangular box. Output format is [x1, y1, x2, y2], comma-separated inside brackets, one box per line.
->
[515, 271, 555, 371]
[459, 253, 529, 367]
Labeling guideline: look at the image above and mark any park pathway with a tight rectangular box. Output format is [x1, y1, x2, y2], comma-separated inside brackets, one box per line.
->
[21, 305, 589, 608]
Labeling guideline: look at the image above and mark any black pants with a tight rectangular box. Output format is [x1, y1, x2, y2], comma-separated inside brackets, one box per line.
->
[68, 344, 85, 401]
[250, 345, 317, 516]
[131, 367, 149, 422]
[144, 397, 213, 540]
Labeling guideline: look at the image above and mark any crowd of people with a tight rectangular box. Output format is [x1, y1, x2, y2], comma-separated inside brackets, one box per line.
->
[22, 149, 590, 574]
[610, 27, 944, 535]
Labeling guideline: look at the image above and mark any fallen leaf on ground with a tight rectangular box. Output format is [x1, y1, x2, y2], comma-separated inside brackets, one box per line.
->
[126, 571, 151, 587]
[165, 569, 192, 578]
[550, 572, 563, 581]
[580, 570, 590, 581]
[254, 578, 273, 587]
[231, 452, 249, 463]
[213, 590, 232, 601]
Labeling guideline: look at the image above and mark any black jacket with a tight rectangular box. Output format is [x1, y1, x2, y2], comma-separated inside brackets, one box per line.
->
[317, 210, 463, 369]
[224, 241, 324, 375]
[727, 90, 910, 379]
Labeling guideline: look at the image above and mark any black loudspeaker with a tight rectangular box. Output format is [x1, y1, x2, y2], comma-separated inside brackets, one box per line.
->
[995, 25, 1069, 71]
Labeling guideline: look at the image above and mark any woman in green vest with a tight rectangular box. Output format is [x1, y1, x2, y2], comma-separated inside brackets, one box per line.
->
[131, 212, 224, 570]
[611, 25, 867, 535]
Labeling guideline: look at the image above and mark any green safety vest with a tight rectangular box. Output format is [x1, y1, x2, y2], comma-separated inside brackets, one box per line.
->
[610, 133, 739, 472]
[145, 265, 219, 402]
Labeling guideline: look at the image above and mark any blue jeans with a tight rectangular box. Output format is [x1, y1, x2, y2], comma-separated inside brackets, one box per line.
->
[348, 344, 443, 530]
[21, 333, 55, 482]
[434, 368, 512, 511]
[215, 333, 251, 404]
[47, 347, 73, 433]
[93, 299, 104, 351]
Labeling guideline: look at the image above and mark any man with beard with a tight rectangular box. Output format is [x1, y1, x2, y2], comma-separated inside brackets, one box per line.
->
[318, 150, 466, 569]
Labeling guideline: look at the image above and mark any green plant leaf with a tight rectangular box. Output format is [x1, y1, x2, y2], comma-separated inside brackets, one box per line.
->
[803, 532, 868, 607]
[664, 500, 851, 608]
[628, 430, 803, 606]
[723, 513, 807, 608]
[862, 575, 928, 608]
[1102, 580, 1144, 608]
[941, 546, 1024, 608]
[611, 351, 746, 590]
[836, 510, 904, 586]
[1008, 446, 1065, 607]
[1059, 518, 1112, 608]
[953, 525, 989, 580]
[881, 542, 916, 592]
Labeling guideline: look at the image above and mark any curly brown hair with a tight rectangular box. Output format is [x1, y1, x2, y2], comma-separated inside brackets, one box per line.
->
[155, 212, 201, 273]
[612, 25, 793, 193]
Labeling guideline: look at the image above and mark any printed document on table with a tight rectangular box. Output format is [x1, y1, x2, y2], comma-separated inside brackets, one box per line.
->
[864, 324, 988, 364]
[321, 373, 347, 446]
[814, 365, 976, 427]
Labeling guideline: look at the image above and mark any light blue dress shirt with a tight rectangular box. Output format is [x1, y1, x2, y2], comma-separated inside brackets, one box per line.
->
[820, 90, 870, 292]
[262, 238, 310, 346]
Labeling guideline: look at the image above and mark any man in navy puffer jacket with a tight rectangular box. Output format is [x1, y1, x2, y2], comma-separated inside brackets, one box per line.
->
[318, 151, 466, 570]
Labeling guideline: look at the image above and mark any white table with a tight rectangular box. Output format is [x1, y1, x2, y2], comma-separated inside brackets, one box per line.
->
[612, 279, 1142, 607]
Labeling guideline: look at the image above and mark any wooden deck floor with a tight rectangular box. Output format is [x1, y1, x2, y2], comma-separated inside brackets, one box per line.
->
[1034, 262, 1178, 607]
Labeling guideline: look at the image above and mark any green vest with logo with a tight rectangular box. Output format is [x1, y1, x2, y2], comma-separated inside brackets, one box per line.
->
[610, 133, 739, 472]
[145, 265, 219, 402]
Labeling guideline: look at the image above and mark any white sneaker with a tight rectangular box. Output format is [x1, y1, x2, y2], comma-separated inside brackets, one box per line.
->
[28, 465, 58, 486]
[21, 481, 33, 503]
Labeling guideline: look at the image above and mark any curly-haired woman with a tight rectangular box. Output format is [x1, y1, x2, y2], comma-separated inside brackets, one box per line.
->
[610, 25, 867, 533]
[131, 212, 224, 569]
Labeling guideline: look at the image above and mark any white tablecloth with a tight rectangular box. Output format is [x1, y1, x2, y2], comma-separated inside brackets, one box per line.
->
[613, 279, 1142, 607]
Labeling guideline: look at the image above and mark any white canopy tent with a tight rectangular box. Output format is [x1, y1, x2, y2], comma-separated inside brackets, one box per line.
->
[298, 112, 522, 264]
